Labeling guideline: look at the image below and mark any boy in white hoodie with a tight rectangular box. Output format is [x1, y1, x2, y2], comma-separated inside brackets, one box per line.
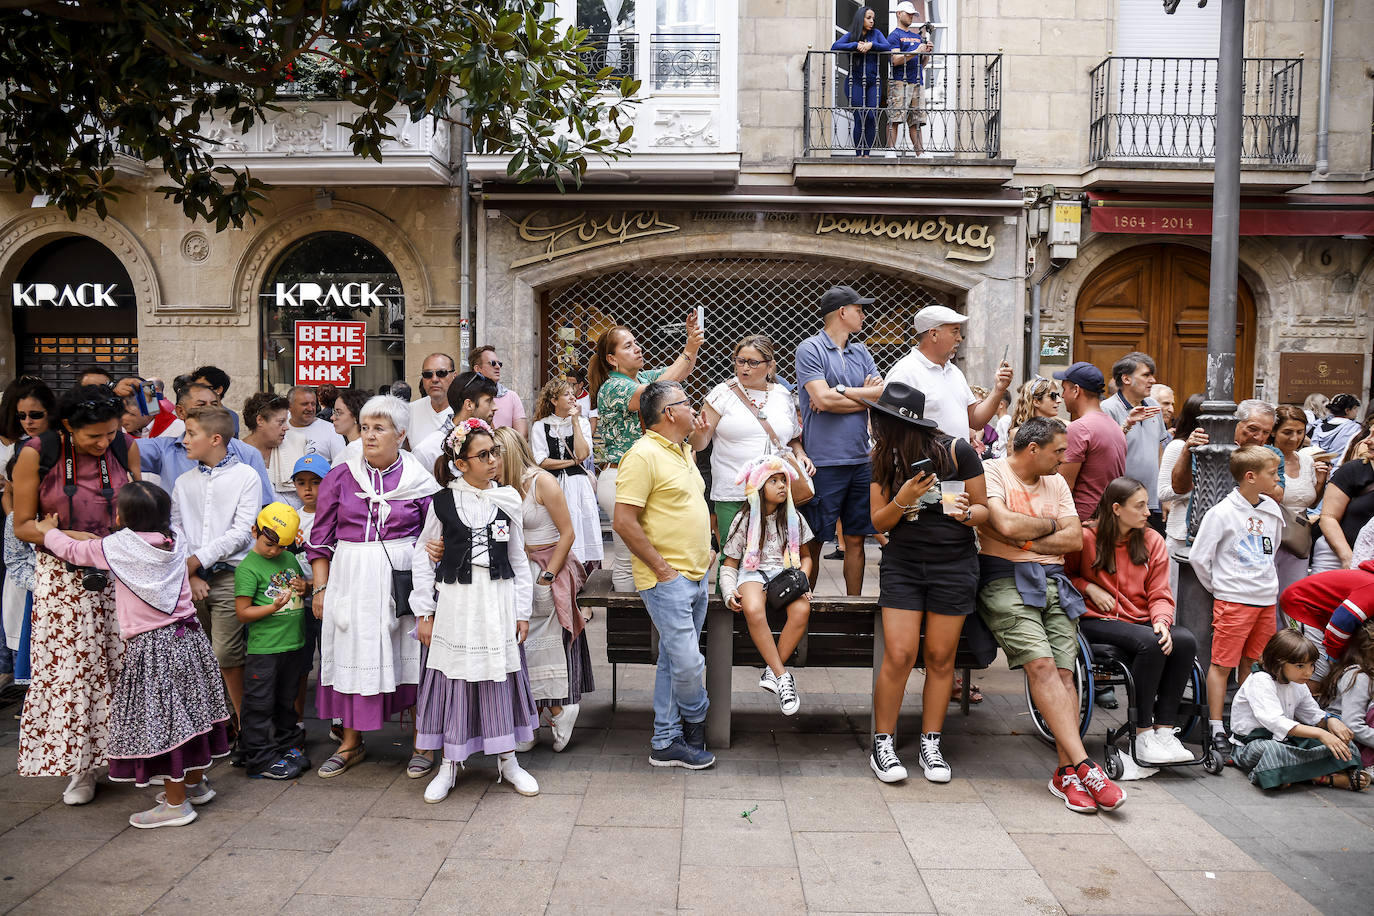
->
[1189, 444, 1286, 762]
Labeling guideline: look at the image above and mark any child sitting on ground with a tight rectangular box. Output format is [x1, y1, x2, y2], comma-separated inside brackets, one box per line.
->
[719, 455, 813, 717]
[1229, 628, 1368, 791]
[1189, 444, 1285, 763]
[234, 503, 310, 779]
[38, 481, 231, 828]
[1317, 620, 1374, 776]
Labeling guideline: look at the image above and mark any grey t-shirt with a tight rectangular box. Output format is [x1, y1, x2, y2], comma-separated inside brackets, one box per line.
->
[1102, 393, 1166, 510]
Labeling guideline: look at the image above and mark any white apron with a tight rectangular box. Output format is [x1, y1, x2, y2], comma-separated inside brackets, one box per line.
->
[319, 537, 422, 695]
[427, 564, 521, 683]
[523, 570, 568, 701]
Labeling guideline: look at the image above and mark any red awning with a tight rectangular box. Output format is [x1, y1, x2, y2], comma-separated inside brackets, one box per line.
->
[1087, 192, 1374, 237]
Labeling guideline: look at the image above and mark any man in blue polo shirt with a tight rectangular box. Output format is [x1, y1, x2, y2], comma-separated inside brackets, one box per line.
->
[795, 285, 885, 594]
[887, 2, 932, 155]
[140, 382, 274, 504]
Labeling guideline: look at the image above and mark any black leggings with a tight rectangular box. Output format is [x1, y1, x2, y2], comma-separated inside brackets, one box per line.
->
[1078, 617, 1197, 729]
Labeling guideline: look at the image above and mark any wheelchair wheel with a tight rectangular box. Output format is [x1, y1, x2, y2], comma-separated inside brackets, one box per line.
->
[1202, 748, 1225, 775]
[1176, 662, 1204, 741]
[1024, 633, 1094, 744]
[1103, 745, 1124, 780]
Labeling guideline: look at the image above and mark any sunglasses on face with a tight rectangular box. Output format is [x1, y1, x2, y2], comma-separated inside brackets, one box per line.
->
[16, 410, 46, 421]
[463, 446, 503, 463]
[421, 369, 452, 380]
[1040, 392, 1063, 402]
[734, 357, 769, 368]
[486, 360, 503, 369]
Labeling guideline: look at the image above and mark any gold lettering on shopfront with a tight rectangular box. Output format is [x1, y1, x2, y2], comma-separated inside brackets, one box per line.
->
[814, 214, 996, 263]
[510, 211, 681, 268]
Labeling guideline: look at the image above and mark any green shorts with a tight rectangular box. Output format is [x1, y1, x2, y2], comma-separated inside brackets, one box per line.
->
[976, 577, 1078, 671]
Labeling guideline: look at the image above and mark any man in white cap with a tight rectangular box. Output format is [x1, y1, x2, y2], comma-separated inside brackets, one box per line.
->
[887, 2, 932, 154]
[886, 305, 1013, 440]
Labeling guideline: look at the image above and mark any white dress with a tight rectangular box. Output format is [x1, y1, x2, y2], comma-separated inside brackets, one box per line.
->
[529, 415, 603, 564]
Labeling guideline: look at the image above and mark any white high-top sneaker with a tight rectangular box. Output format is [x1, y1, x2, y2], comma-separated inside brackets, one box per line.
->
[62, 771, 96, 806]
[497, 753, 539, 796]
[550, 704, 580, 752]
[423, 759, 461, 804]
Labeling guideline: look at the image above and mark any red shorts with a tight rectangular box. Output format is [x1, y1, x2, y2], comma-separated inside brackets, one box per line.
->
[1210, 599, 1276, 667]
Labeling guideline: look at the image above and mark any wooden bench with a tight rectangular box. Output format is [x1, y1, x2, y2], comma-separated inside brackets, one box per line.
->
[580, 569, 995, 748]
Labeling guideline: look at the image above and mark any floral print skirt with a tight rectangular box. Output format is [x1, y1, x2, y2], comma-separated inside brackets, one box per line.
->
[18, 553, 124, 778]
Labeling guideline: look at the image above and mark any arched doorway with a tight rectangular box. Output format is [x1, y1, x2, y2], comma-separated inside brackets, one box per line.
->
[12, 237, 139, 390]
[259, 232, 405, 393]
[540, 256, 954, 401]
[1074, 243, 1256, 401]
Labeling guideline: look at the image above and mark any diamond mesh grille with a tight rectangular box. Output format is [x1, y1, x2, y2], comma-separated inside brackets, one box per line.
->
[541, 256, 951, 401]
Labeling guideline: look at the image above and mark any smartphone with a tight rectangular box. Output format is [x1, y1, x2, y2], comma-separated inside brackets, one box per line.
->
[911, 458, 936, 477]
[694, 306, 705, 337]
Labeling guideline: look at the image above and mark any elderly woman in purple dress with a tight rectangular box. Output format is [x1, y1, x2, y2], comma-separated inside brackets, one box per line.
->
[308, 395, 440, 778]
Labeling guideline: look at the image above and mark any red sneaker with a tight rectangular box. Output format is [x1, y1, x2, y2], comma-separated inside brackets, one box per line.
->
[1075, 761, 1127, 811]
[1048, 766, 1097, 813]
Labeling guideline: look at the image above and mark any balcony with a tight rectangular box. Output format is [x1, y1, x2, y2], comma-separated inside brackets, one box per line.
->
[1087, 56, 1307, 181]
[199, 97, 454, 185]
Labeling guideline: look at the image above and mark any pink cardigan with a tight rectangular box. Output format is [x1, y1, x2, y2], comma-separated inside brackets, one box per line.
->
[1066, 526, 1176, 626]
[43, 529, 197, 637]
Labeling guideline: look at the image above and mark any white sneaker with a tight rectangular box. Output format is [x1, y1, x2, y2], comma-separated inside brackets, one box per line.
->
[62, 771, 96, 806]
[759, 669, 779, 694]
[776, 672, 800, 717]
[497, 753, 539, 796]
[515, 736, 538, 753]
[550, 704, 580, 752]
[870, 734, 908, 783]
[423, 759, 461, 804]
[1134, 730, 1178, 766]
[1160, 729, 1195, 764]
[918, 733, 952, 783]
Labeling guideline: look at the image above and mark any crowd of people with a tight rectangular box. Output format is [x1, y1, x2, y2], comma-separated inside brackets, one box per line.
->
[1, 290, 1372, 829]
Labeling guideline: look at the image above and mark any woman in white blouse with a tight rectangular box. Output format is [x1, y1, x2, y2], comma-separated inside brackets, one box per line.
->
[1272, 405, 1331, 595]
[689, 335, 814, 552]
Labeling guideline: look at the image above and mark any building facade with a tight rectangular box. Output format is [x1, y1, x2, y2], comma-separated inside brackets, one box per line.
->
[1, 0, 1371, 413]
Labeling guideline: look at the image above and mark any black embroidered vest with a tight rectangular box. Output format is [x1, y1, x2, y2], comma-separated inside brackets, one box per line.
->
[543, 423, 587, 478]
[432, 489, 514, 584]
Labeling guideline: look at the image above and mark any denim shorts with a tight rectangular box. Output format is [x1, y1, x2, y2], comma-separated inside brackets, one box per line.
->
[801, 462, 876, 537]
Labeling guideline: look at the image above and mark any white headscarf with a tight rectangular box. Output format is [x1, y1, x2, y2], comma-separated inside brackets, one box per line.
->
[345, 449, 441, 540]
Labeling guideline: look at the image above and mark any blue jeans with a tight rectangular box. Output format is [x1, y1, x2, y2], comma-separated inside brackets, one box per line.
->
[639, 573, 710, 750]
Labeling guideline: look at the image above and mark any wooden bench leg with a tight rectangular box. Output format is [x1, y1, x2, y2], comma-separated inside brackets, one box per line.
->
[870, 609, 885, 744]
[612, 663, 618, 711]
[705, 603, 733, 749]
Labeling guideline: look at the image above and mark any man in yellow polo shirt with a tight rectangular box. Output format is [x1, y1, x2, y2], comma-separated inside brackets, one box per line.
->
[613, 380, 715, 769]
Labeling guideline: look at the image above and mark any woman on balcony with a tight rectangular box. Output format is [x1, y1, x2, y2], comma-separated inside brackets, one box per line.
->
[832, 7, 891, 156]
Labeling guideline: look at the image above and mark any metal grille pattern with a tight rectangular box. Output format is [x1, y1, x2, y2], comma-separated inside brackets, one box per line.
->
[652, 34, 720, 91]
[541, 256, 948, 402]
[579, 33, 638, 81]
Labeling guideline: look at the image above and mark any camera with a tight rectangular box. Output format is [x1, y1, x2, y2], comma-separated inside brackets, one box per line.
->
[65, 562, 110, 591]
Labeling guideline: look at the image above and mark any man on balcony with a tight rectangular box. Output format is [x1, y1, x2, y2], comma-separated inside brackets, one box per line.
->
[887, 2, 932, 156]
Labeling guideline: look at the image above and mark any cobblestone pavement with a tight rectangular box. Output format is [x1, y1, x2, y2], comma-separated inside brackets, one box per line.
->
[1, 545, 1369, 914]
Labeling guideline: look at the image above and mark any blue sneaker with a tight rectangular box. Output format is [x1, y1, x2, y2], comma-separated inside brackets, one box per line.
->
[649, 738, 715, 769]
[249, 756, 302, 780]
[286, 747, 312, 770]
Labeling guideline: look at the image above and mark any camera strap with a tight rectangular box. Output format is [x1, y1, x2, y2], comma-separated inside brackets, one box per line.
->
[62, 435, 115, 525]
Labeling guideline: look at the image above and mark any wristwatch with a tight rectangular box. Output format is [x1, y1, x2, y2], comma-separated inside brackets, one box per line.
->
[538, 570, 555, 584]
[835, 384, 849, 397]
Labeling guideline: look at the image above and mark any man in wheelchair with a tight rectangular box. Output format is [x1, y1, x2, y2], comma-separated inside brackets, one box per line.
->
[975, 418, 1128, 813]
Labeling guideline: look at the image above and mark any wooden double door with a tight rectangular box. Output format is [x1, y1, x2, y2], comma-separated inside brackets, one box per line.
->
[1074, 243, 1255, 403]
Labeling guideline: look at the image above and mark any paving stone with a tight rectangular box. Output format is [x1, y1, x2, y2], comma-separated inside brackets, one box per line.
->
[781, 776, 897, 832]
[281, 894, 418, 915]
[1105, 800, 1267, 871]
[683, 760, 786, 800]
[681, 797, 796, 867]
[973, 778, 1113, 834]
[1012, 832, 1191, 915]
[223, 814, 361, 852]
[794, 830, 931, 912]
[677, 864, 806, 912]
[196, 771, 293, 814]
[918, 867, 1065, 915]
[874, 772, 983, 802]
[1231, 801, 1374, 852]
[262, 782, 387, 821]
[365, 767, 487, 821]
[1156, 869, 1321, 916]
[58, 812, 254, 887]
[0, 801, 46, 834]
[576, 769, 685, 827]
[0, 789, 135, 849]
[416, 859, 558, 915]
[146, 847, 326, 913]
[10, 879, 171, 916]
[298, 816, 454, 899]
[552, 825, 680, 909]
[0, 837, 103, 911]
[451, 792, 581, 861]
[890, 801, 1031, 869]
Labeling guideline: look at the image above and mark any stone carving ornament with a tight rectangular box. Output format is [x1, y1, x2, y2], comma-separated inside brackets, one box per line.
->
[181, 231, 209, 263]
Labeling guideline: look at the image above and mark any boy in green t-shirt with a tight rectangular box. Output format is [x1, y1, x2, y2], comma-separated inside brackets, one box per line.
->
[234, 502, 310, 780]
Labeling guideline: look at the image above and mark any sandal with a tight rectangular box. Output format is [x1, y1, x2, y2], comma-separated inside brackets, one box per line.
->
[317, 743, 365, 779]
[406, 752, 435, 779]
[1313, 770, 1371, 791]
[950, 675, 984, 705]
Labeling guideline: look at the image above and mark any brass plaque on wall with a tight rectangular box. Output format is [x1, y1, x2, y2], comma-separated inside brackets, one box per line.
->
[1277, 353, 1365, 403]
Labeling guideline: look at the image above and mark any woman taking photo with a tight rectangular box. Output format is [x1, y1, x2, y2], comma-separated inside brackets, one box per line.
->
[690, 335, 813, 566]
[831, 7, 891, 156]
[865, 383, 987, 785]
[1, 376, 56, 687]
[1316, 416, 1374, 572]
[1272, 405, 1330, 592]
[307, 395, 440, 778]
[589, 314, 703, 591]
[330, 388, 369, 468]
[241, 392, 297, 506]
[12, 384, 139, 804]
[1067, 477, 1198, 767]
[529, 377, 602, 568]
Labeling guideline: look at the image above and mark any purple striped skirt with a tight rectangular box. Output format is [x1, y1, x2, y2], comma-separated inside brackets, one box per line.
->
[415, 647, 539, 763]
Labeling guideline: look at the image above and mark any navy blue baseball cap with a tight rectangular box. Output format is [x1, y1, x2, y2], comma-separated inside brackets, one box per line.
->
[1052, 362, 1106, 394]
[291, 454, 332, 480]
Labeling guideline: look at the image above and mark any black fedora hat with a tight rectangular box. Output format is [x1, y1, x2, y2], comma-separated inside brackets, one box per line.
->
[860, 382, 938, 428]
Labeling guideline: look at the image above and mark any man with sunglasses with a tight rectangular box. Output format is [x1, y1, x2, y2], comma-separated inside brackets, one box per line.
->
[613, 381, 715, 769]
[470, 345, 528, 436]
[409, 352, 457, 447]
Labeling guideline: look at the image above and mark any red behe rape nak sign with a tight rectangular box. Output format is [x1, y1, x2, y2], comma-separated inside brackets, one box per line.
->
[295, 321, 368, 386]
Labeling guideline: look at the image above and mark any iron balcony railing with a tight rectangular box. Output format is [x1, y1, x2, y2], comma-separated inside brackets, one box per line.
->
[652, 33, 720, 91]
[1089, 56, 1304, 164]
[802, 51, 1001, 158]
[579, 32, 638, 82]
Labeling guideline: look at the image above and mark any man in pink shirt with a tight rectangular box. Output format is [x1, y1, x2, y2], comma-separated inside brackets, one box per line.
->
[470, 345, 528, 436]
[1054, 362, 1126, 522]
